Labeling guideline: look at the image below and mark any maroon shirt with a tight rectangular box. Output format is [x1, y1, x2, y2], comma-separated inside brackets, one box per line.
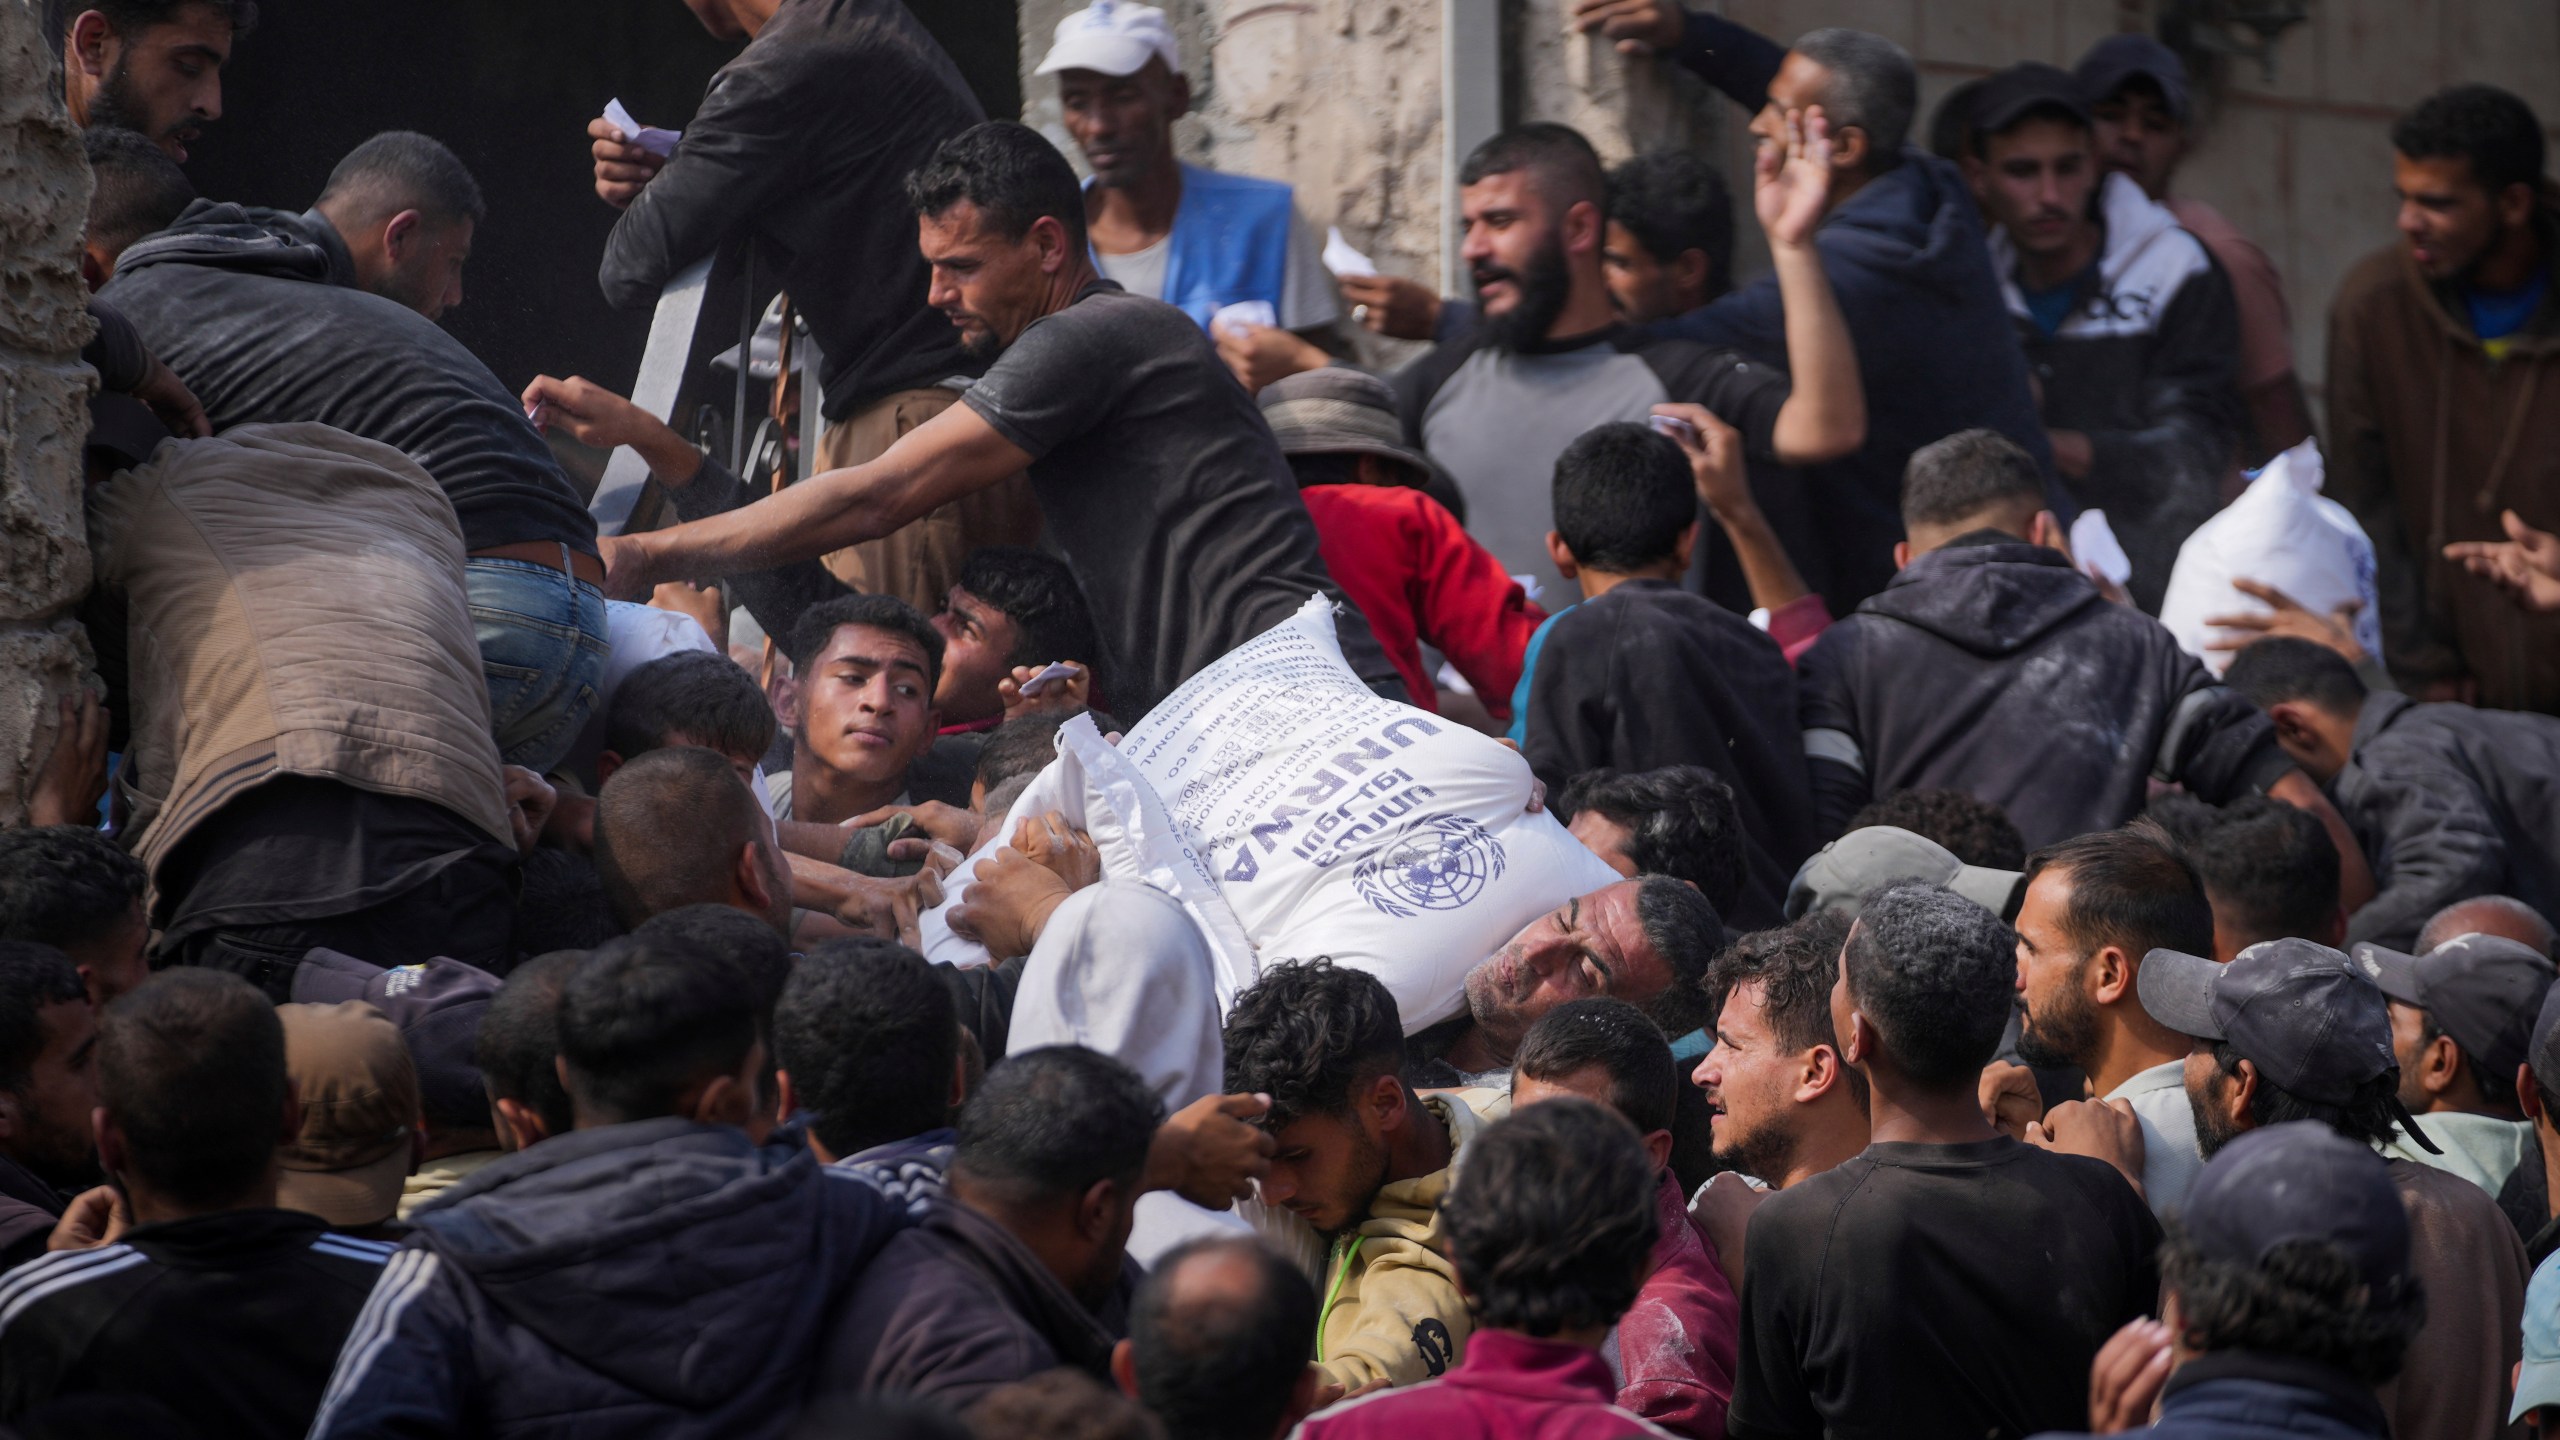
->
[1299, 1328, 1676, 1440]
[1607, 1172, 1740, 1439]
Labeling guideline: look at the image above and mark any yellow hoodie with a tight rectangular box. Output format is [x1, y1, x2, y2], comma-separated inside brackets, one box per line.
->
[1314, 1093, 1490, 1390]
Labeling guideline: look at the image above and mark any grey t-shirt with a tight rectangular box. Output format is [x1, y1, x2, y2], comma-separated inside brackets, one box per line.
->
[961, 281, 1401, 717]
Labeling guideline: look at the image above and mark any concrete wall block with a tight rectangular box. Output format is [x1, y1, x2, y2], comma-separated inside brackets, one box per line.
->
[0, 7, 94, 360]
[2285, 108, 2399, 391]
[2444, 1, 2560, 128]
[1516, 0, 1721, 162]
[1918, 0, 2061, 70]
[2310, 0, 2442, 110]
[2056, 3, 2139, 74]
[0, 620, 96, 831]
[0, 360, 97, 623]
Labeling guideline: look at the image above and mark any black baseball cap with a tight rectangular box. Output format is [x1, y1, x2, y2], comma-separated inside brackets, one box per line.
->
[2138, 937, 2441, 1152]
[2074, 34, 2191, 124]
[1971, 63, 2094, 139]
[2184, 1121, 2411, 1293]
[294, 949, 501, 1132]
[2356, 934, 2556, 1084]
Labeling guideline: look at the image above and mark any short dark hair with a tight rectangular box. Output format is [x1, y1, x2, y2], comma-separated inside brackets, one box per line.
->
[975, 713, 1068, 797]
[2161, 1226, 2424, 1383]
[952, 1045, 1164, 1205]
[958, 547, 1102, 676]
[635, 902, 792, 1099]
[2185, 796, 2340, 950]
[1792, 28, 1918, 163]
[1513, 997, 1675, 1135]
[317, 130, 486, 226]
[2025, 822, 2214, 965]
[774, 938, 958, 1158]
[1633, 875, 1726, 1037]
[473, 950, 582, 1139]
[1704, 910, 1866, 1099]
[1902, 428, 2044, 530]
[592, 745, 769, 931]
[83, 125, 193, 259]
[55, 0, 258, 42]
[786, 592, 945, 695]
[2211, 1044, 2400, 1151]
[0, 942, 87, 1094]
[2392, 84, 2546, 196]
[1928, 76, 1988, 164]
[604, 651, 776, 763]
[555, 934, 760, 1126]
[1842, 882, 2018, 1088]
[1223, 959, 1404, 1131]
[96, 970, 284, 1208]
[1129, 1237, 1319, 1440]
[1552, 422, 1695, 572]
[1442, 1099, 1658, 1335]
[1459, 122, 1607, 210]
[1556, 766, 1747, 914]
[1605, 151, 1735, 295]
[0, 826, 145, 955]
[1846, 788, 2027, 870]
[906, 120, 1090, 256]
[2224, 636, 2368, 715]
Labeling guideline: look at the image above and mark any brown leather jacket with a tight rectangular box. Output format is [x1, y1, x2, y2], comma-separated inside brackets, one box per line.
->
[87, 423, 512, 897]
[2325, 203, 2560, 712]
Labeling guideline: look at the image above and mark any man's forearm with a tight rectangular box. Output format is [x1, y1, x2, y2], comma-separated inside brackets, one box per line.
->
[1668, 8, 1786, 110]
[1717, 505, 1813, 613]
[1766, 242, 1865, 464]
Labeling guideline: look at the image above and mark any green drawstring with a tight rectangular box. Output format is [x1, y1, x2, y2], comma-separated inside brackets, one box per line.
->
[1315, 1232, 1362, 1359]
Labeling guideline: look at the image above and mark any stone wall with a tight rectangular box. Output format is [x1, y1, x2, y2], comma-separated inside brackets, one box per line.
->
[0, 0, 97, 828]
[1017, 0, 2560, 413]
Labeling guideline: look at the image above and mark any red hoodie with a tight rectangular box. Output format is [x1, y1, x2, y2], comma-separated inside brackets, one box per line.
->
[1299, 484, 1544, 718]
[1606, 1172, 1740, 1439]
[1299, 1328, 1679, 1440]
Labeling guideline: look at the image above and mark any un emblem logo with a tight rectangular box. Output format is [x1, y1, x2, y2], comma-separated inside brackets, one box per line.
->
[1353, 813, 1507, 918]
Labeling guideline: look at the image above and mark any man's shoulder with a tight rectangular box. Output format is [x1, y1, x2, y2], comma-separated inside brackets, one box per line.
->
[0, 1243, 156, 1342]
[2331, 242, 2420, 322]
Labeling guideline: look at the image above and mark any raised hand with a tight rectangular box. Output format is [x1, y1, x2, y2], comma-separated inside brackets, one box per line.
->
[589, 117, 668, 209]
[1756, 105, 1836, 251]
[2445, 509, 2560, 614]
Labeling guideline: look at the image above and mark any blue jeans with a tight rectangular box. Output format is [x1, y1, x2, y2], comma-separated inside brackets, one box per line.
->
[467, 556, 610, 774]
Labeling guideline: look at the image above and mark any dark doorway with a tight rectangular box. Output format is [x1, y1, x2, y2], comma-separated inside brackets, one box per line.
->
[180, 0, 1020, 398]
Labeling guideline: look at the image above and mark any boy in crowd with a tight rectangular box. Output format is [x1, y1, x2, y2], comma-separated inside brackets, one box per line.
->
[1296, 1100, 1674, 1438]
[1223, 960, 1485, 1391]
[1519, 421, 1814, 914]
[1, 972, 392, 1437]
[2227, 635, 2560, 950]
[1731, 884, 2159, 1440]
[1512, 999, 1738, 1438]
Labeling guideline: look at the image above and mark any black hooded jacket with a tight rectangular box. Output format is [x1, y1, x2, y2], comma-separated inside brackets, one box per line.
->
[306, 1119, 907, 1440]
[1795, 539, 2292, 848]
[102, 201, 595, 556]
[2332, 692, 2560, 950]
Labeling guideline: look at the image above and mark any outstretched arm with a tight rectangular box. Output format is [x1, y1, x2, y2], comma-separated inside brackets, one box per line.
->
[601, 402, 1033, 599]
[1760, 109, 1866, 466]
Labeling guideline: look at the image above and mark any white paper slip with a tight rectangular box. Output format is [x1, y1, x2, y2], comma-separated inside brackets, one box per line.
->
[1322, 225, 1378, 278]
[1511, 573, 1543, 606]
[602, 98, 682, 158]
[1210, 299, 1278, 334]
[2070, 509, 2134, 588]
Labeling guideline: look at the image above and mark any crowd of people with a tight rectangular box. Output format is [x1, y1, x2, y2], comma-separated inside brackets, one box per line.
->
[7, 0, 2560, 1436]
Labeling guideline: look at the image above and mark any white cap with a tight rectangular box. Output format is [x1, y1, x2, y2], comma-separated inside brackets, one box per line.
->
[1035, 0, 1181, 78]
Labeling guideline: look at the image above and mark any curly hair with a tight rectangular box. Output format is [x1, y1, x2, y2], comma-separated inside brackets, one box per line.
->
[1846, 788, 2026, 870]
[1842, 882, 2017, 1088]
[1557, 766, 1747, 914]
[0, 826, 145, 954]
[1633, 875, 1725, 1038]
[1443, 1098, 1658, 1336]
[1221, 959, 1404, 1131]
[2160, 1225, 2425, 1382]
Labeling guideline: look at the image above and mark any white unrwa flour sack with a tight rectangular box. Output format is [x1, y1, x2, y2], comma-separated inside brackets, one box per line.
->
[2158, 440, 2385, 676]
[1118, 595, 1617, 1029]
[922, 597, 1617, 1030]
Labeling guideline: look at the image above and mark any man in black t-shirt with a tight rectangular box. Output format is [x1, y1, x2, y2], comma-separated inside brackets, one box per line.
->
[606, 121, 1402, 718]
[1393, 118, 1865, 589]
[1729, 882, 2159, 1440]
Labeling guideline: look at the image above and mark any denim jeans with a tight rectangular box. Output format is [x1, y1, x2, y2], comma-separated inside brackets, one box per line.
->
[467, 555, 610, 774]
